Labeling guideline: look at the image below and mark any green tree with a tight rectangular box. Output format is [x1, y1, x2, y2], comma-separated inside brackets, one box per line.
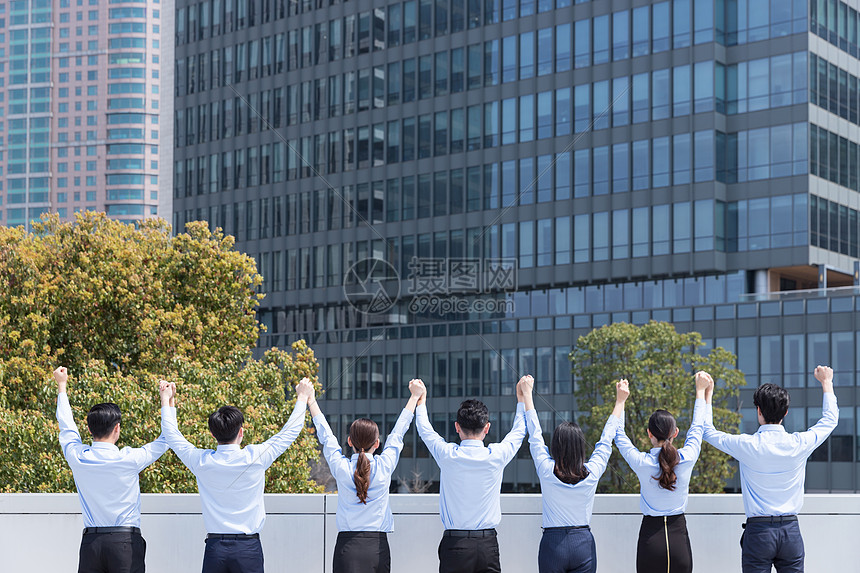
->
[570, 321, 745, 493]
[0, 212, 323, 493]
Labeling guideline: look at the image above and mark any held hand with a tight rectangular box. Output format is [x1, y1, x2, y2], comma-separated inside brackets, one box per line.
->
[813, 365, 833, 385]
[54, 367, 68, 393]
[695, 371, 713, 393]
[516, 375, 534, 399]
[412, 379, 427, 405]
[615, 379, 630, 403]
[158, 380, 175, 406]
[408, 379, 424, 399]
[296, 377, 315, 403]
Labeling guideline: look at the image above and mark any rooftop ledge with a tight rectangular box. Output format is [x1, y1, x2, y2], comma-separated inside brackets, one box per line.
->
[2, 493, 858, 572]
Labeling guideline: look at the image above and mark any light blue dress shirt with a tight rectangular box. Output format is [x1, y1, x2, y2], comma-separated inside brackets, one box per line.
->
[313, 408, 414, 532]
[415, 402, 526, 531]
[161, 401, 307, 534]
[703, 392, 838, 517]
[614, 399, 706, 517]
[57, 392, 169, 528]
[526, 409, 619, 527]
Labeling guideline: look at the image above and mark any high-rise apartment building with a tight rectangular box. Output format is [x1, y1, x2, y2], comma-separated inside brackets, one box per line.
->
[173, 0, 860, 492]
[0, 0, 172, 228]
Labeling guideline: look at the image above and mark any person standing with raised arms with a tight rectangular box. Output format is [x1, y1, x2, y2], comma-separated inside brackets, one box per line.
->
[521, 374, 625, 573]
[55, 366, 170, 573]
[307, 378, 423, 573]
[413, 376, 527, 573]
[158, 376, 314, 573]
[700, 366, 839, 573]
[614, 372, 710, 573]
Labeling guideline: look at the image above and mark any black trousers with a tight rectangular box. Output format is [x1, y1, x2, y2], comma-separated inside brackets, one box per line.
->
[202, 537, 264, 573]
[537, 526, 596, 573]
[333, 531, 391, 573]
[78, 531, 146, 573]
[636, 514, 693, 573]
[438, 530, 501, 573]
[740, 520, 804, 573]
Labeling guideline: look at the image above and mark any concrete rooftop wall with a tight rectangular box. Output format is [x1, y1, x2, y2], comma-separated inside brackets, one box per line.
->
[1, 494, 858, 572]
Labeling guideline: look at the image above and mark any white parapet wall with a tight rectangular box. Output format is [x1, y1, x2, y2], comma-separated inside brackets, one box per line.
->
[1, 493, 858, 572]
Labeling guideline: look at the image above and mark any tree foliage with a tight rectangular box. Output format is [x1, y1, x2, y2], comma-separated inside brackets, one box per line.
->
[571, 321, 745, 493]
[0, 212, 323, 493]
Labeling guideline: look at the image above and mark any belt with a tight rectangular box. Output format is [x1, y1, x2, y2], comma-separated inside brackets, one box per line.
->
[83, 526, 141, 535]
[746, 515, 798, 524]
[444, 529, 497, 538]
[543, 525, 590, 531]
[206, 533, 260, 540]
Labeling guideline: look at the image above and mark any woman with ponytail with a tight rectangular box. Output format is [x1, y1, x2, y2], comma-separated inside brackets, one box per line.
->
[614, 372, 711, 573]
[521, 375, 627, 573]
[309, 379, 424, 573]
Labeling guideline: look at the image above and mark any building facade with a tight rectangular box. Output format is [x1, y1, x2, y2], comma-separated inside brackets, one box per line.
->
[0, 0, 172, 228]
[172, 0, 860, 492]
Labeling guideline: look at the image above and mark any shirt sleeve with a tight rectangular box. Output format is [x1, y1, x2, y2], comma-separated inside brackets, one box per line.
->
[252, 400, 308, 469]
[312, 412, 351, 480]
[525, 408, 553, 476]
[797, 392, 839, 455]
[56, 392, 85, 462]
[614, 416, 648, 472]
[678, 399, 706, 463]
[375, 407, 414, 476]
[129, 434, 171, 472]
[585, 415, 621, 477]
[161, 406, 205, 472]
[702, 402, 749, 460]
[490, 403, 527, 465]
[415, 404, 452, 462]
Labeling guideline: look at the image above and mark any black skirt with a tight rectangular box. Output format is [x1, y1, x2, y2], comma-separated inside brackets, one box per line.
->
[636, 514, 692, 573]
[332, 531, 391, 573]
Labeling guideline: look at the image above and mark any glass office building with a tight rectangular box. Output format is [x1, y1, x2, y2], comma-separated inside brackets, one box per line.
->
[0, 0, 172, 229]
[172, 0, 860, 492]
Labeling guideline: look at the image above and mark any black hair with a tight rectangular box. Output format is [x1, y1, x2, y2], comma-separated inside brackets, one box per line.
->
[87, 403, 122, 439]
[649, 410, 679, 491]
[753, 383, 790, 424]
[349, 418, 380, 504]
[550, 422, 590, 485]
[208, 406, 244, 444]
[457, 399, 489, 434]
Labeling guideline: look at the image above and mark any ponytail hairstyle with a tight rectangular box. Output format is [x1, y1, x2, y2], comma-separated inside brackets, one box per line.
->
[349, 418, 379, 504]
[550, 422, 590, 485]
[648, 410, 680, 491]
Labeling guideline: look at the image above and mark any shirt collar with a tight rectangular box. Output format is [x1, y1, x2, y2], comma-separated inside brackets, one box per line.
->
[91, 442, 119, 452]
[216, 444, 241, 452]
[350, 453, 373, 461]
[757, 424, 786, 433]
[459, 439, 485, 448]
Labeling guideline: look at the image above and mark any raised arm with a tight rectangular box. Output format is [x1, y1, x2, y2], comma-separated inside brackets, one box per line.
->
[159, 381, 205, 472]
[252, 378, 313, 469]
[678, 371, 710, 461]
[413, 379, 451, 461]
[612, 379, 648, 470]
[521, 375, 552, 473]
[309, 390, 350, 479]
[491, 376, 528, 464]
[55, 367, 85, 460]
[375, 381, 421, 474]
[798, 366, 839, 454]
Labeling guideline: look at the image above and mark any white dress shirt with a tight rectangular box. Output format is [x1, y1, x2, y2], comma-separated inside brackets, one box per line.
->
[57, 392, 169, 528]
[415, 402, 526, 531]
[703, 393, 838, 517]
[526, 409, 619, 527]
[161, 401, 307, 534]
[313, 408, 414, 532]
[614, 399, 706, 516]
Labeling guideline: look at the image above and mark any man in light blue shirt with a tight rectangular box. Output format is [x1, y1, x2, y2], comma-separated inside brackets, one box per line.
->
[702, 365, 839, 573]
[159, 377, 313, 573]
[55, 366, 170, 573]
[413, 377, 527, 573]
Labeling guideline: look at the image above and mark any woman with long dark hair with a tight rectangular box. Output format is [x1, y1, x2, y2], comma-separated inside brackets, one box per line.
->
[614, 372, 711, 573]
[521, 375, 628, 573]
[308, 379, 423, 573]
